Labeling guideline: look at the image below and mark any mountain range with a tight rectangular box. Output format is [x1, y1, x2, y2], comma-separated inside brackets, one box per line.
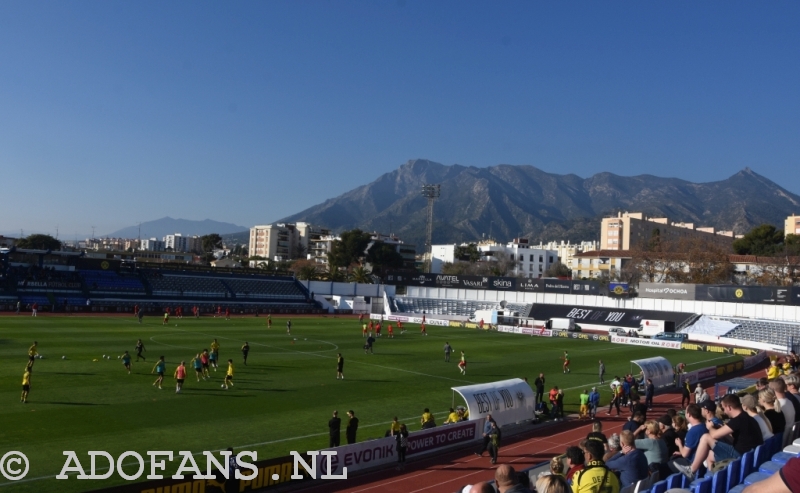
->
[108, 217, 248, 240]
[280, 159, 800, 248]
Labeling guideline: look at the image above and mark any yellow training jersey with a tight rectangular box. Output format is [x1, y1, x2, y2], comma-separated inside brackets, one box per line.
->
[28, 345, 38, 357]
[445, 412, 459, 424]
[22, 372, 30, 385]
[211, 342, 220, 352]
[227, 363, 234, 377]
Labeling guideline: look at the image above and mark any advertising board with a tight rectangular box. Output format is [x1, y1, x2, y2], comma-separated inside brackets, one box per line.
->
[529, 304, 694, 329]
[610, 336, 682, 350]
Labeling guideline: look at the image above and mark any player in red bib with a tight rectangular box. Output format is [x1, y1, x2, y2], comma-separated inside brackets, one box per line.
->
[359, 313, 364, 323]
[368, 320, 374, 332]
[458, 351, 466, 375]
[177, 306, 183, 319]
[267, 314, 272, 328]
[387, 324, 394, 338]
[134, 304, 139, 316]
[225, 307, 230, 320]
[420, 323, 427, 335]
[192, 306, 199, 318]
[479, 318, 484, 329]
[562, 351, 571, 374]
[216, 306, 221, 318]
[375, 322, 382, 337]
[398, 320, 404, 333]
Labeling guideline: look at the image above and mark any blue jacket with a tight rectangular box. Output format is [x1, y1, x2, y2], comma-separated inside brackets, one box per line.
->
[589, 391, 600, 406]
[605, 449, 649, 488]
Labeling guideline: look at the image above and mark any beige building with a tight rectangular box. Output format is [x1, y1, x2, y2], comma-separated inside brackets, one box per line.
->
[786, 215, 800, 237]
[572, 250, 632, 279]
[248, 222, 331, 261]
[600, 212, 734, 251]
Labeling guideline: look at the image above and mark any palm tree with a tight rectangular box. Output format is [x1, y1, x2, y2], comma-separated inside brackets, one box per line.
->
[296, 264, 319, 281]
[322, 264, 347, 282]
[349, 266, 373, 284]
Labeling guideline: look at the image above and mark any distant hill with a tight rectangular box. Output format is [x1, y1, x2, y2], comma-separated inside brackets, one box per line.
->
[108, 217, 248, 240]
[280, 159, 800, 248]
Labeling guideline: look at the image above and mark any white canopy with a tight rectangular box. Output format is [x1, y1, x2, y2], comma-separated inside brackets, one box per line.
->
[451, 378, 535, 427]
[682, 316, 739, 336]
[631, 357, 675, 391]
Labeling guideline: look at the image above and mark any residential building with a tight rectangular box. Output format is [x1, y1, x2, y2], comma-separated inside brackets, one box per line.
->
[430, 244, 457, 273]
[572, 250, 632, 279]
[164, 234, 189, 252]
[530, 240, 598, 273]
[478, 238, 558, 278]
[600, 212, 735, 251]
[249, 222, 331, 262]
[786, 215, 800, 237]
[140, 238, 166, 252]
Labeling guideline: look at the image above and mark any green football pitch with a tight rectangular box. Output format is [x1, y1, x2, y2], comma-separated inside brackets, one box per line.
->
[0, 314, 742, 493]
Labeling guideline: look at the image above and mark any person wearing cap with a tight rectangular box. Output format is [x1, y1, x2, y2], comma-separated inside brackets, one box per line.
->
[699, 400, 723, 428]
[346, 410, 359, 444]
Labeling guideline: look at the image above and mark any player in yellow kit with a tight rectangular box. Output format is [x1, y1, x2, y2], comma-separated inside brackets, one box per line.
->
[222, 359, 235, 390]
[21, 369, 31, 403]
[28, 341, 38, 363]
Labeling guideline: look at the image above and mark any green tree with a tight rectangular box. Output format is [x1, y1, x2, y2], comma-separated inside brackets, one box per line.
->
[733, 224, 785, 255]
[200, 234, 223, 253]
[16, 234, 62, 250]
[349, 265, 373, 284]
[365, 243, 404, 276]
[328, 229, 371, 268]
[454, 244, 481, 262]
[291, 259, 319, 280]
[544, 261, 571, 278]
[786, 234, 800, 256]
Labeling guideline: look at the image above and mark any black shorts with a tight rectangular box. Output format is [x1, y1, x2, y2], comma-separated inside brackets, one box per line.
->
[242, 351, 249, 357]
[157, 371, 164, 377]
[29, 355, 35, 362]
[202, 363, 209, 369]
[337, 366, 344, 372]
[195, 368, 203, 373]
[22, 385, 30, 392]
[225, 375, 232, 381]
[177, 378, 184, 384]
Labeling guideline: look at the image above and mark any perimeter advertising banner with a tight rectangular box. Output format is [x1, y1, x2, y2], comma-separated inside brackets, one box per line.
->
[640, 282, 797, 305]
[384, 273, 599, 294]
[638, 283, 697, 301]
[680, 342, 759, 357]
[528, 304, 694, 329]
[314, 420, 481, 476]
[611, 335, 682, 350]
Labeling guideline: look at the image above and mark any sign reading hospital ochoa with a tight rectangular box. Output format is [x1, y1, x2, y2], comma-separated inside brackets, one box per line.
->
[315, 420, 480, 476]
[452, 378, 535, 427]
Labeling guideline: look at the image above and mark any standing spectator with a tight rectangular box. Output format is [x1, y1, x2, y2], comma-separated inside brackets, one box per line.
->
[395, 424, 409, 470]
[681, 379, 691, 407]
[605, 431, 649, 488]
[588, 387, 600, 419]
[555, 389, 565, 421]
[328, 411, 341, 447]
[549, 386, 560, 420]
[475, 414, 495, 457]
[534, 373, 545, 406]
[346, 410, 358, 444]
[579, 389, 590, 419]
[487, 421, 501, 464]
[598, 360, 606, 384]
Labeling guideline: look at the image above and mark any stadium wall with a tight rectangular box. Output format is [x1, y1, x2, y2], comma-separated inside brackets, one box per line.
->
[298, 280, 395, 298]
[405, 287, 800, 323]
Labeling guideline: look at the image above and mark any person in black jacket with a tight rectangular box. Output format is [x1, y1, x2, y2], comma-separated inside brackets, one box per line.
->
[329, 410, 341, 447]
[534, 373, 545, 406]
[346, 410, 359, 444]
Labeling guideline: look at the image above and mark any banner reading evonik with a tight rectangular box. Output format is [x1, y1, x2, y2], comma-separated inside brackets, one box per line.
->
[315, 420, 480, 476]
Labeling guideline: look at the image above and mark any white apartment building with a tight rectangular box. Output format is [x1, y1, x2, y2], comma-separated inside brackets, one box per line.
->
[478, 238, 558, 278]
[249, 222, 331, 261]
[164, 234, 188, 252]
[430, 244, 457, 273]
[529, 240, 598, 272]
[140, 238, 166, 252]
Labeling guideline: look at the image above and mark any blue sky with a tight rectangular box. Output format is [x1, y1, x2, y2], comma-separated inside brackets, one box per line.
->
[1, 2, 798, 238]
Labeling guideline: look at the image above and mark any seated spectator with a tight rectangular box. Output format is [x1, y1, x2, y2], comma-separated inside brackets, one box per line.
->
[564, 446, 585, 484]
[758, 388, 786, 435]
[672, 415, 688, 448]
[606, 430, 649, 488]
[494, 464, 528, 493]
[784, 374, 800, 397]
[535, 474, 570, 493]
[421, 408, 436, 429]
[586, 421, 608, 446]
[444, 407, 460, 424]
[572, 439, 621, 493]
[741, 455, 800, 492]
[671, 405, 706, 470]
[770, 378, 796, 445]
[634, 420, 668, 466]
[779, 375, 800, 418]
[604, 433, 621, 462]
[465, 482, 493, 493]
[699, 400, 723, 428]
[623, 412, 646, 439]
[659, 414, 679, 457]
[674, 394, 763, 481]
[752, 377, 769, 399]
[548, 456, 565, 476]
[740, 393, 773, 441]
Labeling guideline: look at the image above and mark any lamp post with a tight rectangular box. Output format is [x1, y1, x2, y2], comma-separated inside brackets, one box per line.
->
[421, 184, 441, 273]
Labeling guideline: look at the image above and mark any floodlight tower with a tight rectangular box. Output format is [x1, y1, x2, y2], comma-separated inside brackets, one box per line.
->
[421, 184, 441, 273]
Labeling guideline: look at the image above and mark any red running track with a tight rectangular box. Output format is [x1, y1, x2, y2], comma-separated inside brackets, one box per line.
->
[296, 367, 766, 493]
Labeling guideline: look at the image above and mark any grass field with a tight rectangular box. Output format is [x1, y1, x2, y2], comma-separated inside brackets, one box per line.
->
[0, 314, 742, 493]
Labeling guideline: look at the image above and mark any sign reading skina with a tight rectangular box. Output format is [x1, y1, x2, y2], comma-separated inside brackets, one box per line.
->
[385, 273, 599, 294]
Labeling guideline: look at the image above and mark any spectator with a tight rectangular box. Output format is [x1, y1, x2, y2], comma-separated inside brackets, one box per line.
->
[674, 394, 763, 481]
[671, 404, 706, 472]
[588, 387, 600, 419]
[548, 455, 565, 476]
[752, 377, 769, 399]
[634, 420, 668, 466]
[623, 412, 646, 439]
[681, 379, 691, 408]
[534, 373, 545, 405]
[741, 455, 800, 492]
[587, 421, 608, 447]
[630, 395, 648, 421]
[694, 384, 703, 403]
[740, 393, 773, 441]
[770, 378, 796, 445]
[604, 433, 621, 462]
[606, 430, 649, 488]
[475, 414, 495, 457]
[564, 446, 585, 483]
[767, 360, 782, 380]
[495, 464, 528, 493]
[699, 400, 723, 428]
[572, 439, 621, 493]
[549, 386, 560, 420]
[645, 379, 655, 410]
[758, 388, 786, 436]
[657, 414, 679, 457]
[783, 374, 800, 398]
[672, 415, 688, 446]
[535, 474, 570, 493]
[467, 483, 494, 493]
[779, 375, 800, 419]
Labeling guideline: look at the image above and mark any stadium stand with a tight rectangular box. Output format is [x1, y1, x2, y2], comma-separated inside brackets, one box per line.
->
[80, 270, 146, 294]
[392, 296, 499, 317]
[223, 277, 307, 300]
[504, 303, 533, 318]
[715, 316, 800, 347]
[141, 271, 230, 298]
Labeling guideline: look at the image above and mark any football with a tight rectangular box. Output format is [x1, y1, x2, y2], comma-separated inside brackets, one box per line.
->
[62, 356, 66, 360]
